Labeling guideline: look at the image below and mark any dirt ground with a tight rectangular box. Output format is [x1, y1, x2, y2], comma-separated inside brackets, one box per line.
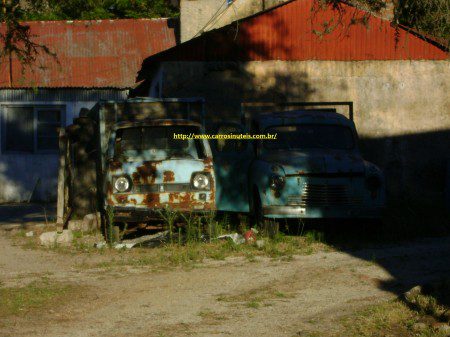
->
[1, 231, 450, 337]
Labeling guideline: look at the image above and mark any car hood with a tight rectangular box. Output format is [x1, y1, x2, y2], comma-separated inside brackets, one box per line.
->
[259, 150, 365, 175]
[109, 158, 210, 184]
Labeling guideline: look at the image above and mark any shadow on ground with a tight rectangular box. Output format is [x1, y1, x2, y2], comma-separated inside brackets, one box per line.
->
[281, 213, 450, 322]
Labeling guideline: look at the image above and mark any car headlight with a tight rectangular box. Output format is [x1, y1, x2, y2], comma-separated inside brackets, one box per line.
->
[269, 175, 285, 190]
[191, 172, 211, 190]
[366, 175, 382, 199]
[365, 175, 382, 191]
[114, 176, 131, 193]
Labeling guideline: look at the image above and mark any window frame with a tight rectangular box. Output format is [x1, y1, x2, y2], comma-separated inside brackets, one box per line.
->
[1, 104, 66, 154]
[263, 123, 356, 151]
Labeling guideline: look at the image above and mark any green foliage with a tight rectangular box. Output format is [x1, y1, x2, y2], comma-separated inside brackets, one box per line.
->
[106, 205, 115, 246]
[18, 0, 178, 21]
[395, 0, 449, 45]
[0, 1, 58, 73]
[319, 0, 449, 46]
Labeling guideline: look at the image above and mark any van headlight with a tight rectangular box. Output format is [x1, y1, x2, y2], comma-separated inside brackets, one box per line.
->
[114, 176, 131, 193]
[191, 172, 211, 190]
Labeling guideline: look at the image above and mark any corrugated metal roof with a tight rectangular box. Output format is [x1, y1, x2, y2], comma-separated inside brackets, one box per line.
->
[139, 0, 448, 71]
[0, 18, 177, 89]
[0, 88, 128, 102]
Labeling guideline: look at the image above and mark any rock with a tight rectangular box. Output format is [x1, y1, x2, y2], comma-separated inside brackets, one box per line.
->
[68, 219, 85, 232]
[69, 213, 101, 233]
[94, 241, 107, 249]
[443, 310, 450, 323]
[437, 324, 450, 334]
[82, 213, 101, 232]
[39, 230, 73, 247]
[256, 239, 265, 248]
[432, 322, 450, 334]
[405, 285, 422, 302]
[25, 231, 34, 237]
[412, 322, 427, 332]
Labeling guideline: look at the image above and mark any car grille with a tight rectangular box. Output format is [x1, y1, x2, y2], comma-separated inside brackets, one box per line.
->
[288, 184, 361, 207]
[287, 195, 302, 205]
[133, 183, 190, 193]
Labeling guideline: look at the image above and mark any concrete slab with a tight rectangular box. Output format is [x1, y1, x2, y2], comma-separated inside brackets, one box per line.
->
[0, 203, 56, 230]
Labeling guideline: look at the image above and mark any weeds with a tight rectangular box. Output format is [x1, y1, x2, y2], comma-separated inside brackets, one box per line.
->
[157, 206, 179, 244]
[404, 280, 450, 322]
[0, 279, 76, 317]
[340, 299, 450, 337]
[10, 207, 330, 270]
[106, 205, 115, 246]
[246, 300, 260, 309]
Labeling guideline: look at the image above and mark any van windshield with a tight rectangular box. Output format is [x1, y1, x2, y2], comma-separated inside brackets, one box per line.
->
[114, 125, 205, 161]
[264, 124, 355, 150]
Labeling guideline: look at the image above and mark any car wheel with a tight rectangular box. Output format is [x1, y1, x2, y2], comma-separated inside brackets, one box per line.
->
[252, 189, 279, 238]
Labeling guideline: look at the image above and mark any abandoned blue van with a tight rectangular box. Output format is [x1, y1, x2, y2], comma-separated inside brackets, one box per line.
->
[105, 119, 215, 224]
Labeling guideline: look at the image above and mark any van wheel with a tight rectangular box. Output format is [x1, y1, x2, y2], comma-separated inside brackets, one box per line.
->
[252, 190, 279, 238]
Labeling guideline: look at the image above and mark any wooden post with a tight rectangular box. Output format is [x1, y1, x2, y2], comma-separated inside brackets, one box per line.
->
[56, 128, 66, 231]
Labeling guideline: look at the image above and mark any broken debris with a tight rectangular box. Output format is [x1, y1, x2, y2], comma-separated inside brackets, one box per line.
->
[244, 228, 258, 243]
[95, 230, 170, 249]
[217, 233, 245, 245]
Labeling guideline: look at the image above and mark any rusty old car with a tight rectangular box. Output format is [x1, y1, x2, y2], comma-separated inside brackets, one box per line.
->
[213, 102, 386, 234]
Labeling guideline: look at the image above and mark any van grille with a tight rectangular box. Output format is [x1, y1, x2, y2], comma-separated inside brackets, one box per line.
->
[133, 183, 190, 193]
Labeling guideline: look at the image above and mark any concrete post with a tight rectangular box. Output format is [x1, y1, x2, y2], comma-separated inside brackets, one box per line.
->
[56, 128, 66, 231]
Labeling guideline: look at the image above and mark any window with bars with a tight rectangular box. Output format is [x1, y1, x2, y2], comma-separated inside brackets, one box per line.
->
[1, 106, 65, 153]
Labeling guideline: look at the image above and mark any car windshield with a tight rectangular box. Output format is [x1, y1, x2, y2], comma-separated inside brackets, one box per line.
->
[114, 125, 205, 161]
[264, 124, 355, 150]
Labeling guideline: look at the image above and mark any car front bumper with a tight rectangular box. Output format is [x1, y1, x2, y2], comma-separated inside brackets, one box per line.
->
[262, 205, 383, 219]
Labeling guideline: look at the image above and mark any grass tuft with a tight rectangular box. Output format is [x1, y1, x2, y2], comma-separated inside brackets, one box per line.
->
[0, 279, 76, 317]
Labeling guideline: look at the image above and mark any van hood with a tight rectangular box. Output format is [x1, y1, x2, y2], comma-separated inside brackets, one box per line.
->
[260, 150, 365, 175]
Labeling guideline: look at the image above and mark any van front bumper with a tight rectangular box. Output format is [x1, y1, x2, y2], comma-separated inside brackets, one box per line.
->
[110, 205, 215, 222]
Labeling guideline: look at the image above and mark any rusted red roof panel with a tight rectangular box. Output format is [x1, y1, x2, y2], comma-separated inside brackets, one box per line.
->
[140, 0, 447, 69]
[0, 19, 177, 88]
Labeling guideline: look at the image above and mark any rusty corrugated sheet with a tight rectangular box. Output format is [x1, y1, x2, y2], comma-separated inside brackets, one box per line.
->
[140, 0, 447, 68]
[0, 18, 177, 88]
